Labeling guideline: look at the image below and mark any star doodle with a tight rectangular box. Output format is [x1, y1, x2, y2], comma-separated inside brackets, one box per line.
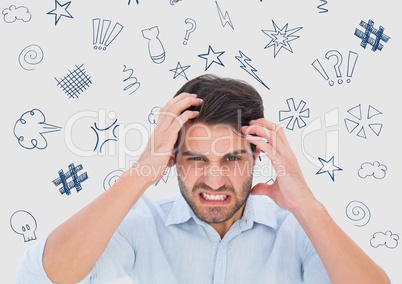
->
[316, 156, 343, 182]
[169, 62, 190, 80]
[198, 45, 225, 71]
[47, 0, 73, 26]
[262, 20, 302, 58]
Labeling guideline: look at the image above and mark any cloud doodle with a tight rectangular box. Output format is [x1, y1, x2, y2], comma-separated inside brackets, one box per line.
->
[370, 231, 399, 249]
[358, 161, 387, 179]
[2, 5, 31, 23]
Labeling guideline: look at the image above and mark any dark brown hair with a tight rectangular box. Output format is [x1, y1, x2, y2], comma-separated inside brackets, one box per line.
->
[174, 74, 264, 154]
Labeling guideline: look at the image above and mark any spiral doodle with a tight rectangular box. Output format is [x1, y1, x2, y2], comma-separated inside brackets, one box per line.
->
[18, 44, 44, 71]
[346, 200, 371, 227]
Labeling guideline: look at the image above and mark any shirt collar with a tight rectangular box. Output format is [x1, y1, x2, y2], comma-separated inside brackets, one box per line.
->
[165, 193, 277, 230]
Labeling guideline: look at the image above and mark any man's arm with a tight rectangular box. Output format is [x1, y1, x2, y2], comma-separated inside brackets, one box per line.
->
[42, 93, 203, 283]
[242, 118, 390, 284]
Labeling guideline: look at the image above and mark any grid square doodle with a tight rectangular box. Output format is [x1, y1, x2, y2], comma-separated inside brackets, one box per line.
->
[55, 64, 92, 98]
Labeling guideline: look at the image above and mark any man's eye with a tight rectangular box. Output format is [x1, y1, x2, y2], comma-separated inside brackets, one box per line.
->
[189, 157, 203, 161]
[227, 156, 240, 162]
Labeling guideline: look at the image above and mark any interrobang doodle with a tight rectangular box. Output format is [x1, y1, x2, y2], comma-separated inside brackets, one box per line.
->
[18, 44, 44, 71]
[279, 98, 310, 130]
[370, 231, 399, 249]
[358, 161, 387, 179]
[10, 210, 37, 242]
[13, 109, 61, 150]
[103, 169, 124, 191]
[312, 50, 358, 86]
[183, 18, 197, 45]
[344, 104, 383, 139]
[2, 5, 31, 23]
[55, 64, 92, 99]
[52, 163, 88, 196]
[142, 26, 166, 64]
[92, 18, 124, 50]
[346, 201, 371, 227]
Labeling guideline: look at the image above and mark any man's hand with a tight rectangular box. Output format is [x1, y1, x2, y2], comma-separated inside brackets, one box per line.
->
[241, 118, 315, 214]
[134, 92, 203, 185]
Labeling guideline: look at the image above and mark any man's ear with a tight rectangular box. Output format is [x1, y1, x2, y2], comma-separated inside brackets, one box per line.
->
[167, 150, 176, 167]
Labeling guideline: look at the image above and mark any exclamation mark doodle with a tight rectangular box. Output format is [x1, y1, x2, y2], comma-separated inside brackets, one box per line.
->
[311, 59, 330, 85]
[92, 18, 124, 51]
[346, 51, 358, 83]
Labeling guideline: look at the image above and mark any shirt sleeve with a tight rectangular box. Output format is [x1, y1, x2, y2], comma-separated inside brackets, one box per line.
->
[15, 221, 136, 283]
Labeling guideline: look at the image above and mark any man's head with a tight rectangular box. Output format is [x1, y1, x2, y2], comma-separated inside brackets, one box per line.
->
[173, 74, 265, 227]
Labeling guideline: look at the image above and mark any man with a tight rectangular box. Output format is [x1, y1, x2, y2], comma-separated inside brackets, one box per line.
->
[16, 74, 390, 283]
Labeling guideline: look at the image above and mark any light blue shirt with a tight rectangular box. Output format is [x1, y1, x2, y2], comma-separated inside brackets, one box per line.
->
[16, 194, 331, 284]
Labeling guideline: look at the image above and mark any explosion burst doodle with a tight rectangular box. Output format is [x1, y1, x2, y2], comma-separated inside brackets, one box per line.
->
[279, 98, 310, 130]
[344, 104, 383, 139]
[52, 163, 88, 195]
[262, 20, 302, 58]
[354, 19, 390, 52]
[55, 64, 92, 99]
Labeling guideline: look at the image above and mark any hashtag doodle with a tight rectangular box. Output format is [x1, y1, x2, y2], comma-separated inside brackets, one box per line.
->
[52, 163, 88, 195]
[55, 64, 92, 98]
[354, 19, 390, 52]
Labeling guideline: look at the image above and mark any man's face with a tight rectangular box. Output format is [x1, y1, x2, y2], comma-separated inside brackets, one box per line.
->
[175, 122, 256, 224]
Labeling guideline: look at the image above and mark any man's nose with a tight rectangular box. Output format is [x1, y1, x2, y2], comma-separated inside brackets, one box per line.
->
[202, 165, 226, 190]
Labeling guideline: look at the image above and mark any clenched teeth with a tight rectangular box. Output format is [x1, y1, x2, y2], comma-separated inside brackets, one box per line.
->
[201, 193, 228, 201]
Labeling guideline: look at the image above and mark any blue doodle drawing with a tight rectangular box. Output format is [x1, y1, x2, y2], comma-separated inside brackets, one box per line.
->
[155, 167, 171, 186]
[10, 210, 37, 242]
[215, 1, 234, 30]
[358, 161, 387, 179]
[91, 119, 119, 153]
[183, 18, 196, 45]
[198, 45, 225, 71]
[355, 19, 390, 52]
[317, 0, 328, 13]
[262, 20, 302, 58]
[235, 50, 269, 90]
[279, 98, 310, 130]
[52, 163, 88, 195]
[92, 18, 124, 50]
[123, 65, 141, 95]
[103, 169, 124, 191]
[128, 0, 140, 4]
[2, 5, 31, 23]
[47, 0, 73, 26]
[13, 109, 61, 150]
[170, 0, 182, 4]
[148, 106, 161, 124]
[346, 201, 371, 227]
[344, 104, 383, 139]
[142, 26, 166, 64]
[55, 64, 92, 99]
[312, 50, 358, 86]
[315, 156, 342, 182]
[18, 44, 44, 71]
[169, 62, 190, 80]
[371, 231, 399, 249]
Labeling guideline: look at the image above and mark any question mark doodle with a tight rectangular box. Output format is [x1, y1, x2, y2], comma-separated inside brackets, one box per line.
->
[183, 18, 196, 45]
[325, 50, 343, 85]
[346, 200, 371, 227]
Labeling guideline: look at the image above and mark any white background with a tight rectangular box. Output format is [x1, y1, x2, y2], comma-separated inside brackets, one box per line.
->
[1, 0, 401, 283]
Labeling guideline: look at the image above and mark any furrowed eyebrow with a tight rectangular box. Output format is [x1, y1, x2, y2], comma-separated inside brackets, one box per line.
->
[181, 150, 247, 158]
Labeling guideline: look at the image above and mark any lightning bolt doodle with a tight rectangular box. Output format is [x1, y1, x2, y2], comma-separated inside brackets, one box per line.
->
[215, 1, 234, 30]
[235, 50, 269, 90]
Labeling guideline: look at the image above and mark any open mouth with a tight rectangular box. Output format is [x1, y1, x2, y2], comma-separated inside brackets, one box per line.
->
[199, 192, 231, 205]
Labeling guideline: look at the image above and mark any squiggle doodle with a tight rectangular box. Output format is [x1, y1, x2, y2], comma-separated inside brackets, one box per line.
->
[18, 44, 44, 71]
[10, 210, 37, 242]
[317, 0, 328, 13]
[123, 65, 141, 95]
[346, 201, 371, 227]
[2, 5, 31, 23]
[371, 231, 399, 249]
[13, 109, 61, 150]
